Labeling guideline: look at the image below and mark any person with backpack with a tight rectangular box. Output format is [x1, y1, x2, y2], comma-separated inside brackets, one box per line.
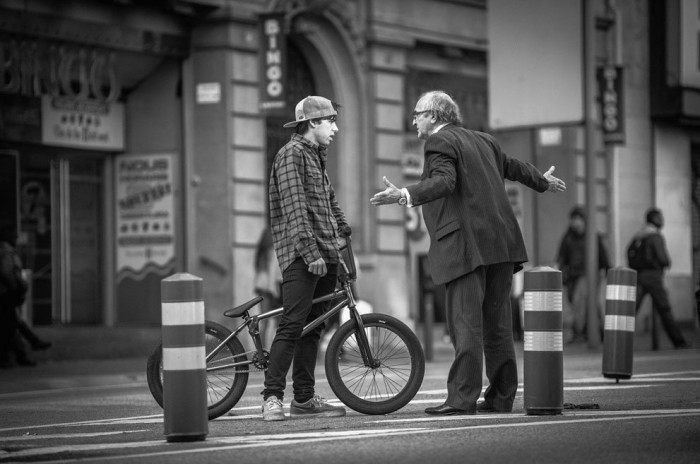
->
[626, 208, 690, 349]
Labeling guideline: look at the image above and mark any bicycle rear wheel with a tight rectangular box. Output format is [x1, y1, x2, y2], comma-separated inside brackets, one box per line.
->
[325, 313, 425, 415]
[146, 320, 249, 420]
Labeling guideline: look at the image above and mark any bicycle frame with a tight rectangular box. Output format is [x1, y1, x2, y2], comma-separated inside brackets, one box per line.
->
[205, 235, 377, 371]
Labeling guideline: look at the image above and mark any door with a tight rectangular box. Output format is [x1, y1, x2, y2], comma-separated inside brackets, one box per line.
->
[20, 151, 103, 325]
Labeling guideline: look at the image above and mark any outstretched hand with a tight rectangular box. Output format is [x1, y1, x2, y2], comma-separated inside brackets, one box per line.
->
[543, 166, 566, 193]
[370, 176, 402, 206]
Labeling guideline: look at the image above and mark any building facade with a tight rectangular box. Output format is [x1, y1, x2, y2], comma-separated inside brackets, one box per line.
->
[0, 0, 696, 340]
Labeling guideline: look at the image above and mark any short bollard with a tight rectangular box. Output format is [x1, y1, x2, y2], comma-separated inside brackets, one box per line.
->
[523, 267, 563, 415]
[602, 267, 637, 382]
[161, 273, 208, 442]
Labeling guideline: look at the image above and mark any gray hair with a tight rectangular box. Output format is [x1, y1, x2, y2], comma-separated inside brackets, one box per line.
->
[420, 90, 462, 124]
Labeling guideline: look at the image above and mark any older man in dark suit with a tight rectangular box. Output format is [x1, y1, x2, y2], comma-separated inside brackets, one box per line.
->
[371, 90, 566, 415]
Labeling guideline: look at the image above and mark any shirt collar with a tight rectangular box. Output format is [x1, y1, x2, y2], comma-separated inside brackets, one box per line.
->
[291, 133, 328, 163]
[292, 133, 327, 151]
[430, 123, 449, 135]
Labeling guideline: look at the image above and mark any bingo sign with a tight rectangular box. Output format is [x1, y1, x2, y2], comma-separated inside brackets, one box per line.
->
[597, 65, 625, 145]
[259, 12, 286, 114]
[115, 153, 175, 281]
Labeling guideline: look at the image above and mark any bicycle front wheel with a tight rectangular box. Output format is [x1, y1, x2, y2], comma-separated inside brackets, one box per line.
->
[325, 313, 425, 415]
[146, 320, 250, 420]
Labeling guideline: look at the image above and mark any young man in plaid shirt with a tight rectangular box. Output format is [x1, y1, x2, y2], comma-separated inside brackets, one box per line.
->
[262, 96, 350, 421]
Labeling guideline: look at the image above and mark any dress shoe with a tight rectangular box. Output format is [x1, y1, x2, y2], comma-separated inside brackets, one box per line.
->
[16, 358, 37, 367]
[32, 340, 52, 351]
[476, 401, 512, 413]
[425, 403, 475, 416]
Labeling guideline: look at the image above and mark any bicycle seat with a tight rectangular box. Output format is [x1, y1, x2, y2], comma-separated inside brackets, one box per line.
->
[223, 296, 264, 318]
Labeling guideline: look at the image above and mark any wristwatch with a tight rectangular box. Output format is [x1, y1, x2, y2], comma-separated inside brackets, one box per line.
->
[398, 192, 407, 206]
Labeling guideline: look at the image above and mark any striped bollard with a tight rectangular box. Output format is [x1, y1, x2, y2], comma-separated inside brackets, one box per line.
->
[523, 267, 563, 415]
[602, 267, 637, 382]
[161, 273, 208, 442]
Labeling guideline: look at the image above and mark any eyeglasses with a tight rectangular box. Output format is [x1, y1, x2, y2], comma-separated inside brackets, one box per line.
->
[412, 110, 431, 119]
[322, 116, 337, 123]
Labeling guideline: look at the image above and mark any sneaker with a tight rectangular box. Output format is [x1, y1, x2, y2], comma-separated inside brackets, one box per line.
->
[262, 396, 285, 421]
[290, 394, 346, 418]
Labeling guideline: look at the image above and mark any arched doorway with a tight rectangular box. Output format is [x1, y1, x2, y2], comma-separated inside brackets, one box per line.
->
[264, 41, 317, 203]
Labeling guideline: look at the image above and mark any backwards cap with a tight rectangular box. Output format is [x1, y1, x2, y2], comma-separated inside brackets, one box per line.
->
[283, 96, 337, 128]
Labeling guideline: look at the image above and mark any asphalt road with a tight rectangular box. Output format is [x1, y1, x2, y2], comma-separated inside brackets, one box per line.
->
[0, 346, 698, 463]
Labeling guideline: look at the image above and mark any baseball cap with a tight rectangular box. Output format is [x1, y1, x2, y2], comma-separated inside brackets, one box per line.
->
[283, 96, 337, 128]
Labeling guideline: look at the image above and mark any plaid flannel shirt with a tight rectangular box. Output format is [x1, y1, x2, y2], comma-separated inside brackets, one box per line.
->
[269, 133, 348, 273]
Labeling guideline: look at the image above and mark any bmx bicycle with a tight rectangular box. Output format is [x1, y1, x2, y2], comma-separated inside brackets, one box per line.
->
[146, 231, 425, 420]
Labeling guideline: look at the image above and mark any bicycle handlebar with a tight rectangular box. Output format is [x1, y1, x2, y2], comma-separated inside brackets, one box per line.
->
[339, 224, 352, 238]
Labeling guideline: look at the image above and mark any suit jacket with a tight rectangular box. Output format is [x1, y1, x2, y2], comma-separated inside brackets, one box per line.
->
[406, 124, 549, 285]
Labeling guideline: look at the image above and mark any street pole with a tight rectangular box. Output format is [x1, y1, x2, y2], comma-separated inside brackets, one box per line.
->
[584, 0, 601, 348]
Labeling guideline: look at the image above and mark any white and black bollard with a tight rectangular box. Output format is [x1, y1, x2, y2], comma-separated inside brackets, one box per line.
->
[602, 267, 637, 382]
[161, 273, 208, 442]
[523, 267, 563, 415]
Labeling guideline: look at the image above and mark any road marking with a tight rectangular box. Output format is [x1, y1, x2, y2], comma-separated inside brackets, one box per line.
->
[5, 410, 699, 463]
[0, 369, 695, 434]
[0, 415, 163, 434]
[368, 408, 700, 424]
[0, 382, 146, 400]
[564, 370, 700, 384]
[0, 430, 149, 441]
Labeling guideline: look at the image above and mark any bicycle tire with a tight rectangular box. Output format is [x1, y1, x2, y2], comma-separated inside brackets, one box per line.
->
[146, 320, 250, 420]
[325, 313, 425, 415]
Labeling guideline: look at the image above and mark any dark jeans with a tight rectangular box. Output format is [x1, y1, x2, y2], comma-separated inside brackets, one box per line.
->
[263, 258, 338, 402]
[635, 270, 687, 347]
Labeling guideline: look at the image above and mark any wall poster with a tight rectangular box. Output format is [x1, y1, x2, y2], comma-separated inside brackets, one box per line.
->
[115, 153, 175, 281]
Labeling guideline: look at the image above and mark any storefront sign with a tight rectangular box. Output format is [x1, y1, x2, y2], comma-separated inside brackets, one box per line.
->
[0, 38, 121, 102]
[258, 12, 287, 114]
[196, 82, 221, 104]
[42, 96, 124, 150]
[115, 153, 176, 281]
[598, 65, 625, 145]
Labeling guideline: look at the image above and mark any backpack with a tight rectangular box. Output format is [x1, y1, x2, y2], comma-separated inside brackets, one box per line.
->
[626, 236, 650, 270]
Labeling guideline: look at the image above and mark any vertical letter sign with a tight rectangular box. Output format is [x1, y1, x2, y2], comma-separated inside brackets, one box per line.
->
[598, 66, 625, 145]
[259, 12, 287, 115]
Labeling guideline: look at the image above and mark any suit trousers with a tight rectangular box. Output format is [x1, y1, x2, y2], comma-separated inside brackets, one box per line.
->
[263, 258, 338, 402]
[444, 262, 517, 411]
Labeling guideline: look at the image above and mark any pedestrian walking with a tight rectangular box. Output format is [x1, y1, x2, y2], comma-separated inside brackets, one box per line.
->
[626, 208, 690, 349]
[370, 90, 566, 415]
[555, 206, 611, 344]
[262, 96, 349, 421]
[253, 228, 283, 346]
[0, 226, 30, 368]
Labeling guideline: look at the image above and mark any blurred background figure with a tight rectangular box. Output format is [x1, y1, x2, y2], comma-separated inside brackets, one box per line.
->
[555, 206, 611, 344]
[1, 226, 45, 368]
[253, 228, 283, 346]
[511, 268, 525, 342]
[627, 208, 690, 349]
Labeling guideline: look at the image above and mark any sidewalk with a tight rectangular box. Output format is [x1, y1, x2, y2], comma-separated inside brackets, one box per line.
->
[1, 325, 697, 396]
